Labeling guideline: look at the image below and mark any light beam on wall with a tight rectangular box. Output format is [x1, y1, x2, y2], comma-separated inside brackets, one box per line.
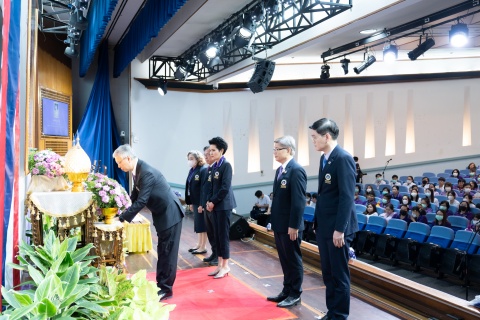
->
[405, 90, 415, 154]
[223, 104, 235, 173]
[343, 94, 354, 156]
[385, 91, 396, 156]
[248, 101, 261, 172]
[364, 93, 375, 158]
[463, 87, 471, 147]
[273, 98, 284, 169]
[297, 98, 309, 166]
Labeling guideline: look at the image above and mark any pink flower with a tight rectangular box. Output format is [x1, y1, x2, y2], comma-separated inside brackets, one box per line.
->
[102, 196, 110, 203]
[32, 168, 39, 175]
[98, 190, 107, 197]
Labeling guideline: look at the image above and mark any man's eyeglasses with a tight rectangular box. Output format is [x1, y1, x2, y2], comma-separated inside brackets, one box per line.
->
[117, 157, 128, 165]
[273, 148, 287, 152]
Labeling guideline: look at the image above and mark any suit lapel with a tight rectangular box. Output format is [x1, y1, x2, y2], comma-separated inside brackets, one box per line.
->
[318, 147, 340, 191]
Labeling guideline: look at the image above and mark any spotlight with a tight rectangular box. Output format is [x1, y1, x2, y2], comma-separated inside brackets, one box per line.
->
[64, 44, 78, 58]
[231, 13, 256, 49]
[206, 45, 218, 59]
[264, 0, 279, 16]
[251, 4, 265, 23]
[383, 43, 398, 62]
[157, 80, 167, 96]
[408, 37, 435, 61]
[354, 55, 376, 74]
[449, 23, 469, 47]
[340, 58, 350, 75]
[174, 59, 195, 81]
[320, 64, 330, 80]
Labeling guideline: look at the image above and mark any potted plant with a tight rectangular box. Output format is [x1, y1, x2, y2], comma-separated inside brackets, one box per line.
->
[85, 173, 131, 224]
[27, 148, 69, 193]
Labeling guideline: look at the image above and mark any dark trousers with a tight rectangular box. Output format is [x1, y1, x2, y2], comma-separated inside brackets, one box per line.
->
[156, 220, 182, 294]
[274, 231, 303, 298]
[212, 209, 231, 259]
[316, 232, 353, 320]
[205, 210, 217, 258]
[256, 213, 271, 227]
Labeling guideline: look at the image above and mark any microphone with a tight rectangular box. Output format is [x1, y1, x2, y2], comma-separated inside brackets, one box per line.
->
[387, 158, 392, 162]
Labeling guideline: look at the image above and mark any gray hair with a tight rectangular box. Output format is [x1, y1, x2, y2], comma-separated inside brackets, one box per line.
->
[187, 150, 206, 166]
[274, 135, 296, 156]
[113, 144, 137, 159]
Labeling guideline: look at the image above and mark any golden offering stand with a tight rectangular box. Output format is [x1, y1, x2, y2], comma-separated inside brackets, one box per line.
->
[92, 221, 125, 270]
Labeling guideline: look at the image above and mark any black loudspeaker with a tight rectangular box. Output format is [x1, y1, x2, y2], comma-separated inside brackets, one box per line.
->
[229, 214, 252, 240]
[247, 60, 276, 93]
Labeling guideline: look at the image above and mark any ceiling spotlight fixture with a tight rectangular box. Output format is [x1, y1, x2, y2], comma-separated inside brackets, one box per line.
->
[157, 80, 167, 96]
[231, 13, 256, 49]
[354, 54, 376, 74]
[251, 4, 265, 23]
[340, 57, 350, 75]
[264, 0, 279, 16]
[408, 37, 435, 61]
[198, 40, 222, 69]
[174, 58, 195, 81]
[449, 22, 469, 47]
[320, 63, 330, 80]
[64, 43, 78, 58]
[383, 43, 398, 62]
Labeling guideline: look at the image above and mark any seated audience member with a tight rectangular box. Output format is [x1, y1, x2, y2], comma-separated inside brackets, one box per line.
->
[411, 206, 428, 224]
[354, 188, 365, 205]
[379, 193, 392, 208]
[420, 197, 433, 213]
[466, 213, 480, 232]
[463, 194, 475, 209]
[461, 184, 474, 197]
[424, 187, 439, 206]
[410, 187, 420, 203]
[393, 209, 413, 225]
[306, 192, 312, 207]
[420, 177, 430, 188]
[442, 182, 453, 196]
[470, 181, 478, 192]
[399, 195, 412, 210]
[456, 201, 474, 221]
[365, 185, 375, 194]
[365, 192, 377, 207]
[363, 203, 378, 220]
[310, 193, 317, 208]
[433, 210, 452, 228]
[467, 162, 478, 180]
[438, 200, 454, 217]
[474, 187, 480, 199]
[390, 174, 401, 186]
[437, 177, 446, 193]
[391, 185, 402, 201]
[251, 190, 271, 227]
[403, 176, 416, 188]
[380, 203, 396, 221]
[381, 186, 390, 196]
[447, 191, 460, 208]
[455, 178, 466, 194]
[374, 173, 387, 186]
[269, 192, 274, 201]
[427, 183, 439, 196]
[451, 169, 462, 178]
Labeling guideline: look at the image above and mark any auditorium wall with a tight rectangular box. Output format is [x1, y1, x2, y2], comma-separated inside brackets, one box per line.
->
[130, 59, 479, 214]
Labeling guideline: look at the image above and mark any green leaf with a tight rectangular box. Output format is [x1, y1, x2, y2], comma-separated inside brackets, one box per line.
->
[66, 237, 78, 252]
[60, 305, 79, 317]
[27, 253, 49, 275]
[58, 284, 90, 309]
[7, 262, 27, 271]
[1, 287, 22, 309]
[34, 247, 54, 265]
[8, 303, 37, 320]
[77, 277, 98, 285]
[38, 298, 57, 318]
[49, 251, 66, 273]
[59, 264, 80, 298]
[70, 244, 94, 263]
[34, 275, 60, 302]
[75, 299, 108, 314]
[58, 252, 74, 274]
[12, 291, 33, 307]
[27, 265, 45, 286]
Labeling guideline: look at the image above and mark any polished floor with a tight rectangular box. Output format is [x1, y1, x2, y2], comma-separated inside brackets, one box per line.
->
[125, 210, 406, 320]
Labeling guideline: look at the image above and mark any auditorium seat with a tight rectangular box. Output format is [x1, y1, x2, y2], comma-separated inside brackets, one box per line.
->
[357, 213, 367, 231]
[447, 216, 469, 232]
[376, 207, 385, 214]
[354, 216, 387, 255]
[303, 206, 315, 223]
[398, 186, 409, 193]
[393, 222, 431, 266]
[449, 230, 480, 254]
[414, 176, 424, 184]
[416, 226, 455, 271]
[449, 206, 458, 214]
[390, 199, 400, 207]
[436, 195, 447, 202]
[438, 230, 480, 278]
[444, 169, 453, 174]
[426, 213, 436, 224]
[473, 199, 480, 205]
[379, 184, 391, 191]
[460, 169, 470, 175]
[373, 219, 408, 259]
[355, 204, 366, 213]
[423, 172, 436, 178]
[470, 207, 480, 214]
[437, 173, 450, 178]
[365, 183, 378, 190]
[446, 178, 458, 184]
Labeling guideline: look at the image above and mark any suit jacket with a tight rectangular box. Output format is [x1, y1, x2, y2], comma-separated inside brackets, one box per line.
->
[120, 159, 184, 232]
[208, 159, 236, 210]
[199, 164, 211, 208]
[185, 166, 205, 205]
[315, 145, 358, 238]
[270, 158, 307, 233]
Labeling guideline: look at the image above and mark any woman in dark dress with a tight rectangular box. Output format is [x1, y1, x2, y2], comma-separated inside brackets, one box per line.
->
[185, 150, 208, 255]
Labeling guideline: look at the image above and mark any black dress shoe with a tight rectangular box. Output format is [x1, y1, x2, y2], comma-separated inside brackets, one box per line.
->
[158, 290, 173, 301]
[188, 248, 199, 252]
[203, 255, 216, 262]
[191, 249, 207, 254]
[266, 292, 288, 303]
[277, 296, 301, 308]
[319, 315, 331, 320]
[209, 259, 218, 266]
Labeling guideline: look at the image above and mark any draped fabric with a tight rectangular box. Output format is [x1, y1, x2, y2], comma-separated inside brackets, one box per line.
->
[79, 0, 118, 77]
[0, 0, 22, 293]
[76, 41, 127, 190]
[113, 0, 188, 78]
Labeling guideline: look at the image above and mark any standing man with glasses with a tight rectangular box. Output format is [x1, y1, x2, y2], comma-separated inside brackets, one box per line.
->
[266, 136, 307, 308]
[113, 144, 184, 301]
[309, 118, 358, 319]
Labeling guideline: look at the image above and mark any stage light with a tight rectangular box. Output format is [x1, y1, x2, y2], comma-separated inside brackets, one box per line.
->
[383, 43, 398, 62]
[265, 0, 279, 16]
[340, 58, 350, 75]
[251, 4, 265, 23]
[408, 37, 435, 61]
[64, 43, 78, 58]
[354, 55, 376, 74]
[174, 59, 195, 81]
[449, 23, 469, 47]
[231, 13, 256, 49]
[157, 80, 167, 96]
[206, 45, 218, 59]
[320, 64, 330, 80]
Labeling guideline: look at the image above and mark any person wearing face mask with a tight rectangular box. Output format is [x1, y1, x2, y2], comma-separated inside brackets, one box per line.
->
[467, 162, 478, 180]
[365, 186, 375, 194]
[470, 181, 478, 192]
[363, 204, 378, 220]
[463, 194, 475, 209]
[410, 206, 428, 225]
[354, 187, 365, 205]
[420, 177, 430, 188]
[424, 187, 438, 206]
[460, 185, 474, 198]
[432, 210, 451, 228]
[466, 213, 480, 232]
[399, 195, 412, 210]
[379, 193, 392, 208]
[185, 150, 209, 255]
[455, 201, 474, 221]
[391, 186, 402, 201]
[393, 208, 413, 226]
[390, 174, 401, 187]
[447, 191, 460, 208]
[373, 173, 387, 187]
[409, 188, 420, 203]
[402, 175, 416, 187]
[451, 169, 462, 179]
[379, 203, 395, 221]
[442, 182, 453, 196]
[420, 197, 433, 213]
[438, 200, 454, 217]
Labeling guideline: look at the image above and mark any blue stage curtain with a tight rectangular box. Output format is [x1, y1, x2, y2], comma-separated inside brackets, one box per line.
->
[113, 0, 187, 78]
[79, 0, 118, 77]
[76, 41, 127, 190]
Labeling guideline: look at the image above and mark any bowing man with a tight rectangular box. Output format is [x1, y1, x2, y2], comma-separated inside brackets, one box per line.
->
[113, 144, 184, 301]
[310, 118, 358, 320]
[267, 136, 307, 308]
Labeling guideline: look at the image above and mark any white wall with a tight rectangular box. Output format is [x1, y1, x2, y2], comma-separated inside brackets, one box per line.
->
[130, 59, 480, 214]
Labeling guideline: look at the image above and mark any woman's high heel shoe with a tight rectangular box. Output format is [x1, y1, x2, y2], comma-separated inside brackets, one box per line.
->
[213, 268, 230, 279]
[208, 268, 221, 276]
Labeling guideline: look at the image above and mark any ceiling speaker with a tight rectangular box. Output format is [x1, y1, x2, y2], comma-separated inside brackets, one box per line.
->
[247, 60, 275, 94]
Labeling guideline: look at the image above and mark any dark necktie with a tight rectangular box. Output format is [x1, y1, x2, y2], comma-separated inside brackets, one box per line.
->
[277, 167, 283, 181]
[323, 157, 327, 169]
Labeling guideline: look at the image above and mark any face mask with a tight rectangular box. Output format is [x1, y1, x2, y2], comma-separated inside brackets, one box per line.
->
[403, 199, 409, 205]
[355, 188, 359, 193]
[366, 188, 372, 192]
[463, 198, 468, 202]
[435, 215, 443, 221]
[382, 191, 388, 195]
[472, 220, 480, 225]
[465, 188, 471, 193]
[421, 203, 427, 208]
[392, 179, 397, 183]
[460, 206, 467, 211]
[425, 191, 431, 196]
[477, 177, 480, 182]
[453, 173, 458, 177]
[439, 205, 447, 211]
[382, 199, 388, 204]
[448, 196, 454, 200]
[187, 160, 196, 168]
[306, 198, 311, 201]
[411, 192, 417, 197]
[377, 177, 382, 182]
[470, 172, 475, 176]
[445, 187, 452, 192]
[412, 212, 418, 218]
[407, 180, 412, 184]
[400, 210, 407, 216]
[422, 180, 428, 185]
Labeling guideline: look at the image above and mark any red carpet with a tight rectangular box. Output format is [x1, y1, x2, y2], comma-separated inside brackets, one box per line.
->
[147, 268, 296, 320]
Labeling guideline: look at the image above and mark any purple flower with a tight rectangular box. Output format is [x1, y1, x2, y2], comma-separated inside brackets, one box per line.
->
[103, 185, 110, 191]
[109, 189, 116, 194]
[101, 196, 110, 203]
[32, 168, 39, 175]
[95, 183, 102, 188]
[98, 190, 107, 197]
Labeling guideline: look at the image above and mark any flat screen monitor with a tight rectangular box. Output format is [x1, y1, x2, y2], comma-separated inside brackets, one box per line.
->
[42, 97, 69, 137]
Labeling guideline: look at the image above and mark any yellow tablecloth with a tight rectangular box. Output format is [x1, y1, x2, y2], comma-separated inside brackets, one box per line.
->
[123, 214, 153, 253]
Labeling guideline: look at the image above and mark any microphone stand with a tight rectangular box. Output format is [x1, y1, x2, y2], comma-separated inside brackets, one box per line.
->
[382, 159, 392, 181]
[462, 225, 480, 301]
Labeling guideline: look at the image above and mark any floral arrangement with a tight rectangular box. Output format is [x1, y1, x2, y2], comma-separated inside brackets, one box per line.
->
[28, 148, 66, 178]
[85, 173, 132, 211]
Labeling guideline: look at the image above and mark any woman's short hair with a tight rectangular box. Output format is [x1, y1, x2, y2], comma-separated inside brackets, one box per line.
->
[187, 150, 206, 166]
[209, 137, 228, 154]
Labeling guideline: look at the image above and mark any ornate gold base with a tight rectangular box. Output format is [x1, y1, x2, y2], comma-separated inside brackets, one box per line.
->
[67, 172, 89, 192]
[102, 208, 118, 224]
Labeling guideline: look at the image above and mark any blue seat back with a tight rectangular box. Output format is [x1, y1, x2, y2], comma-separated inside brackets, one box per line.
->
[473, 199, 480, 205]
[444, 169, 453, 174]
[358, 195, 366, 202]
[426, 213, 436, 224]
[437, 173, 450, 178]
[471, 207, 480, 214]
[398, 186, 409, 193]
[303, 206, 315, 222]
[384, 219, 407, 238]
[449, 206, 458, 214]
[379, 184, 391, 192]
[460, 169, 470, 175]
[404, 222, 431, 242]
[426, 226, 455, 248]
[450, 230, 480, 254]
[376, 207, 384, 214]
[436, 195, 447, 202]
[447, 216, 469, 232]
[414, 176, 424, 184]
[390, 199, 400, 207]
[446, 178, 458, 184]
[365, 216, 387, 234]
[357, 213, 367, 231]
[423, 172, 436, 178]
[355, 204, 366, 213]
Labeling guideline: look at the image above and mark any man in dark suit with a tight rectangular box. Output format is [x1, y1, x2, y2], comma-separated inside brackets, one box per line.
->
[267, 135, 307, 308]
[310, 119, 358, 319]
[113, 144, 184, 301]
